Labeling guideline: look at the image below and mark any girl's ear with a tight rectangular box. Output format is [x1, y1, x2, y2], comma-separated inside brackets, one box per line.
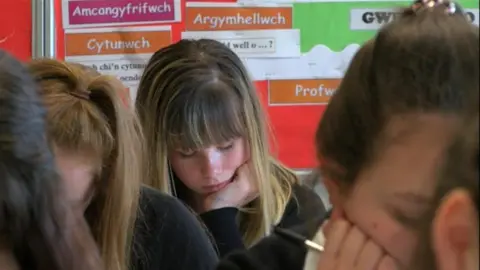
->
[433, 189, 479, 270]
[323, 178, 340, 205]
[323, 178, 345, 221]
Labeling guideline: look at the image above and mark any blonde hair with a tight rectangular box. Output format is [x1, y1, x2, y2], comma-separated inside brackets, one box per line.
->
[28, 59, 142, 270]
[136, 39, 298, 245]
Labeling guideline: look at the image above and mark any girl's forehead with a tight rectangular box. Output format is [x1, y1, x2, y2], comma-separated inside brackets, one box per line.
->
[353, 114, 459, 195]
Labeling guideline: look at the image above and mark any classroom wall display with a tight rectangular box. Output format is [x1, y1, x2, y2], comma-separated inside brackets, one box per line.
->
[60, 0, 479, 170]
[62, 0, 182, 28]
[0, 0, 32, 61]
[64, 25, 172, 98]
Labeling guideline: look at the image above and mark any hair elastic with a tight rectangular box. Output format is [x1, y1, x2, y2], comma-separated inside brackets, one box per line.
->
[411, 0, 460, 15]
[69, 90, 91, 100]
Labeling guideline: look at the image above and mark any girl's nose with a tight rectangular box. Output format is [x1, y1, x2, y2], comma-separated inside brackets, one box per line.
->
[202, 148, 223, 178]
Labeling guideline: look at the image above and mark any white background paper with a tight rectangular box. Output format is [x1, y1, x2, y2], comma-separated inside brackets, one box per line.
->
[182, 29, 301, 58]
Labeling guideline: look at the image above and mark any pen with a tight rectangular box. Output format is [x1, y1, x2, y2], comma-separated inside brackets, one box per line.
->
[273, 226, 324, 253]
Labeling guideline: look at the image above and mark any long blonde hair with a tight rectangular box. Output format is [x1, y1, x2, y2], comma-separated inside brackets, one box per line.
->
[28, 59, 142, 270]
[136, 39, 298, 245]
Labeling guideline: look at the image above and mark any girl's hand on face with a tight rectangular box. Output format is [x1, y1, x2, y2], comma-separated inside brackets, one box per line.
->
[317, 220, 398, 270]
[196, 162, 259, 213]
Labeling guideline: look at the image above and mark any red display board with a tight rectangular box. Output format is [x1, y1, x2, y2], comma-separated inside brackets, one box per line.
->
[56, 0, 324, 169]
[0, 0, 32, 61]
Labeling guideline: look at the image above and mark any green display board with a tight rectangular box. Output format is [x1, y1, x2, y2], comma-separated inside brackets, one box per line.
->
[292, 0, 479, 52]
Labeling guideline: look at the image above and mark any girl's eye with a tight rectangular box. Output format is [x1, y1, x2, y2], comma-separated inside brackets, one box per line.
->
[219, 142, 234, 151]
[388, 207, 424, 228]
[178, 149, 195, 158]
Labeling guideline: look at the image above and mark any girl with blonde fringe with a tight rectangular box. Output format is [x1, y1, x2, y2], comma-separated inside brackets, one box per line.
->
[135, 39, 326, 257]
[27, 59, 218, 270]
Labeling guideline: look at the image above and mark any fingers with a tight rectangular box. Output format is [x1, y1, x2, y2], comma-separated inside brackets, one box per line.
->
[377, 256, 398, 270]
[236, 161, 250, 172]
[330, 208, 346, 222]
[234, 162, 252, 182]
[324, 220, 351, 258]
[321, 220, 330, 236]
[318, 220, 351, 270]
[355, 239, 384, 270]
[321, 208, 343, 235]
[234, 162, 258, 192]
[337, 227, 367, 269]
[215, 162, 257, 207]
[318, 220, 390, 270]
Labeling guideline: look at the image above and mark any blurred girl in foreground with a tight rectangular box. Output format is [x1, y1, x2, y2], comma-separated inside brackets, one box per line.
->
[216, 0, 479, 269]
[0, 51, 101, 269]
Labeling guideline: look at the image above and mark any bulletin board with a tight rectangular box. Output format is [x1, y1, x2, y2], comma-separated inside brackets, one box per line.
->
[0, 0, 32, 61]
[57, 0, 479, 170]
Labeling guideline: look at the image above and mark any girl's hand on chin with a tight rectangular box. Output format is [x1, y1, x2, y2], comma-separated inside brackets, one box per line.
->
[194, 162, 258, 213]
[317, 220, 398, 270]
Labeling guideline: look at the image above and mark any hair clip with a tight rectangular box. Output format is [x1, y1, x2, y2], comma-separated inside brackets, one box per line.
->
[70, 90, 90, 100]
[411, 0, 459, 15]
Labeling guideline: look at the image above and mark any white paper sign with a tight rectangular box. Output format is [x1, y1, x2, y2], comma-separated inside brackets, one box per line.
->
[65, 25, 172, 97]
[242, 44, 359, 81]
[351, 7, 479, 30]
[181, 29, 301, 58]
[465, 9, 479, 26]
[350, 8, 400, 30]
[73, 58, 150, 86]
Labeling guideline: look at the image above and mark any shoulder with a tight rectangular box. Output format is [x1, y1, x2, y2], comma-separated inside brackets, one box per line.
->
[278, 183, 327, 229]
[132, 186, 218, 270]
[137, 186, 215, 241]
[291, 183, 325, 206]
[136, 185, 211, 237]
[138, 185, 186, 215]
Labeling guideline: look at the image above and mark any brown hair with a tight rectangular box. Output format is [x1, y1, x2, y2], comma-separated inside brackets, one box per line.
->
[316, 4, 479, 190]
[412, 106, 479, 270]
[135, 39, 298, 245]
[0, 51, 102, 269]
[27, 59, 143, 270]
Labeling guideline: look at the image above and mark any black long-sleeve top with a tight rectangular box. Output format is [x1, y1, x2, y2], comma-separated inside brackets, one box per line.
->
[216, 211, 329, 270]
[131, 186, 219, 270]
[198, 184, 326, 257]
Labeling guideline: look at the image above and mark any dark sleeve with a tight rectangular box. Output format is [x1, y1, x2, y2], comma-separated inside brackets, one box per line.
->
[199, 184, 326, 258]
[216, 230, 307, 270]
[216, 211, 329, 270]
[200, 207, 245, 257]
[278, 184, 327, 228]
[131, 187, 218, 270]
